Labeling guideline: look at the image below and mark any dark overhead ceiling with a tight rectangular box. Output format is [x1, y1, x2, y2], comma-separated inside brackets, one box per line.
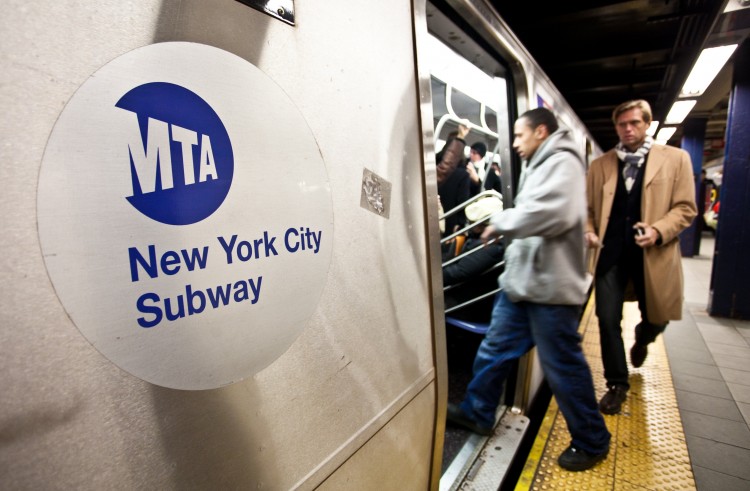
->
[489, 0, 750, 157]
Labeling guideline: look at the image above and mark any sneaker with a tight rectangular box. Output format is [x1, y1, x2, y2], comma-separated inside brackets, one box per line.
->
[558, 444, 609, 471]
[598, 385, 628, 415]
[446, 403, 492, 436]
[630, 342, 648, 368]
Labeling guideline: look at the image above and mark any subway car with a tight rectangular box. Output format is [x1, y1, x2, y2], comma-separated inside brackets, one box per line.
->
[1, 0, 599, 489]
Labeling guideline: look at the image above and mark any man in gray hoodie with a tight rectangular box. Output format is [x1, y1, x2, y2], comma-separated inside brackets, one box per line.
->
[447, 108, 611, 472]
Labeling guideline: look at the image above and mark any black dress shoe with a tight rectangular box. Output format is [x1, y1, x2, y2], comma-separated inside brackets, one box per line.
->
[446, 403, 492, 436]
[599, 385, 628, 415]
[558, 444, 609, 471]
[630, 342, 648, 367]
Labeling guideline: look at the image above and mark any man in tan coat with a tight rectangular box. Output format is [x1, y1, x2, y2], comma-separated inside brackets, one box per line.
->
[585, 100, 697, 415]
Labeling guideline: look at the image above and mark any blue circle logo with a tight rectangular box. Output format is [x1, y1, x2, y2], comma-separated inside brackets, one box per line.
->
[115, 82, 233, 225]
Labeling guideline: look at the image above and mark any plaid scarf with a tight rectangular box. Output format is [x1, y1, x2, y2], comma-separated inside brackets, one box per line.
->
[616, 136, 652, 192]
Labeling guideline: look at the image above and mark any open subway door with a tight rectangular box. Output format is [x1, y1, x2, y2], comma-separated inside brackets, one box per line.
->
[420, 1, 542, 488]
[5, 0, 448, 489]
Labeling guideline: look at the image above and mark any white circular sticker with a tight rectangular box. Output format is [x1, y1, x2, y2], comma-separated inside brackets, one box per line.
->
[38, 42, 333, 390]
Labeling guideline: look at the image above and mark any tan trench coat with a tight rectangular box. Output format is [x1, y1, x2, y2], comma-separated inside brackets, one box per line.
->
[586, 145, 698, 323]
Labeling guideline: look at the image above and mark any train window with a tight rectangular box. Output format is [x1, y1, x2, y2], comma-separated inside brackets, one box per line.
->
[431, 77, 449, 126]
[451, 90, 482, 127]
[484, 107, 498, 134]
[425, 31, 512, 176]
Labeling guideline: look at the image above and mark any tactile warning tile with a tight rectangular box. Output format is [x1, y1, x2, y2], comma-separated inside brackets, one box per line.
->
[616, 447, 695, 490]
[516, 300, 696, 491]
[616, 396, 689, 463]
[523, 400, 616, 490]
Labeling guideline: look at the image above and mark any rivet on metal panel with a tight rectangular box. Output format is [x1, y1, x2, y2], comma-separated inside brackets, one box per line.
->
[234, 0, 295, 26]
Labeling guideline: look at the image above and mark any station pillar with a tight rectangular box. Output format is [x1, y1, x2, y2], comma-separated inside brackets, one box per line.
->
[679, 117, 707, 257]
[709, 39, 750, 319]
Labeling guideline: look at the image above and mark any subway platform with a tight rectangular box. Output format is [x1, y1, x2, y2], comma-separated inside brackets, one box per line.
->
[516, 235, 750, 490]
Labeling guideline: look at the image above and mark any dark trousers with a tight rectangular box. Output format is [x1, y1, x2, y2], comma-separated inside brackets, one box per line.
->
[595, 260, 667, 389]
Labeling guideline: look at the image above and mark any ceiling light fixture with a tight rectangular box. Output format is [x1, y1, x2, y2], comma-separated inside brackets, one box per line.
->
[646, 121, 659, 136]
[679, 44, 738, 97]
[655, 127, 677, 144]
[665, 100, 698, 125]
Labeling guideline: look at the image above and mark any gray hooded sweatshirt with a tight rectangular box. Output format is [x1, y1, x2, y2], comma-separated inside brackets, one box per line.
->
[490, 128, 588, 305]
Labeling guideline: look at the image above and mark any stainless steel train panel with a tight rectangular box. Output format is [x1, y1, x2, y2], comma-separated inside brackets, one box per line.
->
[1, 0, 607, 489]
[1, 1, 439, 489]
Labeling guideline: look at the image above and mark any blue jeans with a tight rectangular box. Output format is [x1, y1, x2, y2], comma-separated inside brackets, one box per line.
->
[460, 292, 610, 454]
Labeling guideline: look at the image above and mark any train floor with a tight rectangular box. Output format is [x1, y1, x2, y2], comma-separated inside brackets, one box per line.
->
[441, 327, 484, 473]
[517, 235, 750, 490]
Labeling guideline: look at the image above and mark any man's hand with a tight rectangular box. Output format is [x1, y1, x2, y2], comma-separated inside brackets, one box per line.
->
[457, 123, 470, 140]
[480, 224, 499, 244]
[633, 222, 660, 248]
[466, 162, 480, 185]
[584, 231, 601, 248]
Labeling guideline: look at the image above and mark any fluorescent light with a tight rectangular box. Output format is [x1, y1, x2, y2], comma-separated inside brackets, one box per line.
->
[655, 127, 677, 144]
[665, 100, 697, 124]
[425, 34, 502, 110]
[680, 44, 738, 97]
[646, 121, 659, 136]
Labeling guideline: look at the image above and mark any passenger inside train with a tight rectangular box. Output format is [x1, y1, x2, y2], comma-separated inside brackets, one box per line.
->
[436, 125, 471, 235]
[436, 116, 506, 328]
[442, 196, 505, 324]
[467, 141, 503, 196]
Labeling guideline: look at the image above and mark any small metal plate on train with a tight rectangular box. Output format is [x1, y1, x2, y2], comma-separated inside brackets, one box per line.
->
[235, 0, 295, 26]
[360, 168, 392, 218]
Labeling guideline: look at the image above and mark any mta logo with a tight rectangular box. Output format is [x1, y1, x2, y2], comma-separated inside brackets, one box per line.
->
[116, 82, 234, 225]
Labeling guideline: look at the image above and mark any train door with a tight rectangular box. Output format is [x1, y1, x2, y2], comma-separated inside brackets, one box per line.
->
[419, 2, 538, 488]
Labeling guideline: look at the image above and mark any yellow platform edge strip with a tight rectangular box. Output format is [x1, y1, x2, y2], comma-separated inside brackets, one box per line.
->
[515, 292, 697, 490]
